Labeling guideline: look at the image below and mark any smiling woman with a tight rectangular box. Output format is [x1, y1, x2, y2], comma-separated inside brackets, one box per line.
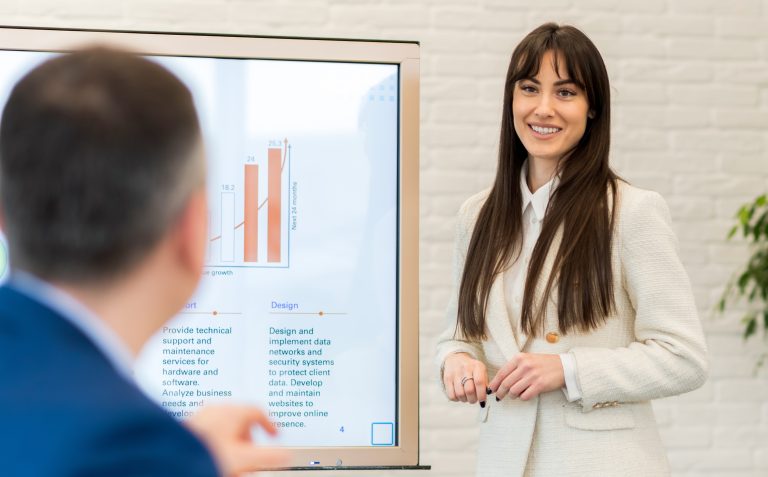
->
[435, 23, 708, 477]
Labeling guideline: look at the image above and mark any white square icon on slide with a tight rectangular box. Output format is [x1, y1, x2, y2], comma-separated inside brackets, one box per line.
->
[371, 422, 394, 446]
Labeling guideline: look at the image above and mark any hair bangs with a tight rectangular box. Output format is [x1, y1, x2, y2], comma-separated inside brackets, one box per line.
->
[511, 42, 587, 95]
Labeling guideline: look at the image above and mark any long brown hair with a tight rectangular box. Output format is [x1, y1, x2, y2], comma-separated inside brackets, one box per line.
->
[457, 23, 619, 340]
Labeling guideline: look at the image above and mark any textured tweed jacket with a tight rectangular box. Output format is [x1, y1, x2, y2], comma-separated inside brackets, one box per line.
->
[435, 181, 708, 477]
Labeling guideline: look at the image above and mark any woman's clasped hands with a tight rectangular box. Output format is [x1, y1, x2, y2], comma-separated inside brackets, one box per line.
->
[443, 352, 565, 404]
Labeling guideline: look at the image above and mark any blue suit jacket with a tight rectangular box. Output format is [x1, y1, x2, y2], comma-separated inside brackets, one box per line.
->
[0, 286, 220, 476]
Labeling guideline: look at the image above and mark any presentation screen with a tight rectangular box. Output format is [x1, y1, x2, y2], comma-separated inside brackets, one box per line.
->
[0, 26, 420, 469]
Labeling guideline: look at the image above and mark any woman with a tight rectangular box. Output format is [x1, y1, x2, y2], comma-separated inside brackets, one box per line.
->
[436, 23, 708, 476]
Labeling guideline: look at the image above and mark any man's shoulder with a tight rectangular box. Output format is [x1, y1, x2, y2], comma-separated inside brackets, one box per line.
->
[0, 286, 219, 476]
[0, 284, 160, 427]
[0, 284, 113, 377]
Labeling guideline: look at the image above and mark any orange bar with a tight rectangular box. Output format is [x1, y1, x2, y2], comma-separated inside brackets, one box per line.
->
[268, 148, 282, 262]
[244, 164, 258, 262]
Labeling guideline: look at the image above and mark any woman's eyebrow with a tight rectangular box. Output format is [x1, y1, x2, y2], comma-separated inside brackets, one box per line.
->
[518, 77, 577, 86]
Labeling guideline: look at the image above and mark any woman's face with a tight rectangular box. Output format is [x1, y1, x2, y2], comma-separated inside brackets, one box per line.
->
[512, 50, 590, 164]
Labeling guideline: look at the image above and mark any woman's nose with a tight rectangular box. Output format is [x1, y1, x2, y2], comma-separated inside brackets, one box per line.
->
[533, 94, 554, 118]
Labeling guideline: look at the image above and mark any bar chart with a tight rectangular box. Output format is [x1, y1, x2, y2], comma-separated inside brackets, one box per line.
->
[207, 139, 290, 268]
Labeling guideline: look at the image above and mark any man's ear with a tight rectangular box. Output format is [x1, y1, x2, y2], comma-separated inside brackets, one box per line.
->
[174, 187, 208, 277]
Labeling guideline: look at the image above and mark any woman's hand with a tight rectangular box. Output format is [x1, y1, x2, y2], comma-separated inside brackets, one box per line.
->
[442, 352, 489, 404]
[488, 353, 565, 401]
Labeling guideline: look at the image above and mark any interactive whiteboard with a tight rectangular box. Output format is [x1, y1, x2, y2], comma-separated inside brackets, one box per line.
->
[0, 26, 420, 469]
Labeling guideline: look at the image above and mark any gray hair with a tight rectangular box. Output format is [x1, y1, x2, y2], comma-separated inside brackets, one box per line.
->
[0, 47, 205, 283]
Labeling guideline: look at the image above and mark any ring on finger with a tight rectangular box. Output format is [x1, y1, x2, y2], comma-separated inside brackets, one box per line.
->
[460, 376, 474, 386]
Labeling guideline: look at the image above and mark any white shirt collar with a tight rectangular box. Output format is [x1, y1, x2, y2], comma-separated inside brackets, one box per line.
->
[9, 270, 134, 379]
[520, 160, 559, 220]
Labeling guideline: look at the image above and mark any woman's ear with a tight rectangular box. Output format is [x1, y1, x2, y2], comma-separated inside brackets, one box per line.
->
[587, 110, 596, 119]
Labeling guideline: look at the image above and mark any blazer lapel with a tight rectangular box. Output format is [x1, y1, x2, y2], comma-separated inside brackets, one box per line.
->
[534, 225, 563, 308]
[523, 225, 564, 349]
[484, 270, 522, 361]
[484, 222, 565, 358]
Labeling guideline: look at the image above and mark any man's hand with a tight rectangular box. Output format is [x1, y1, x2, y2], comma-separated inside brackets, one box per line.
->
[442, 352, 489, 404]
[185, 405, 291, 476]
[488, 353, 564, 401]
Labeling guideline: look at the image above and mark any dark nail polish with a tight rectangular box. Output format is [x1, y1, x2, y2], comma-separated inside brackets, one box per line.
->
[495, 396, 500, 402]
[480, 401, 486, 408]
[486, 387, 492, 395]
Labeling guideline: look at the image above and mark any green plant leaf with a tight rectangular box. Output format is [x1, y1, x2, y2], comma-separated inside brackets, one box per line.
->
[756, 194, 767, 207]
[727, 225, 738, 240]
[756, 353, 767, 374]
[737, 271, 751, 293]
[744, 316, 757, 339]
[738, 205, 750, 225]
[764, 311, 768, 331]
[754, 212, 767, 242]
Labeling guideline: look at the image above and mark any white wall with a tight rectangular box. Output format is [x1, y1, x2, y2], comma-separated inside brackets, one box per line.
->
[3, 0, 767, 475]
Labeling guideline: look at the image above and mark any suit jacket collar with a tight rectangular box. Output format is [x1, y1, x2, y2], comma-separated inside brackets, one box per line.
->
[0, 284, 132, 378]
[8, 272, 134, 378]
[485, 269, 521, 358]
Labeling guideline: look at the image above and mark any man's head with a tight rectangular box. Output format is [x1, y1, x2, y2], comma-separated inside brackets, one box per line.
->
[0, 47, 205, 284]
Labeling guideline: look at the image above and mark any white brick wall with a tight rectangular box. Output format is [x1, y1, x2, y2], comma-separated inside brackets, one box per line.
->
[4, 1, 767, 475]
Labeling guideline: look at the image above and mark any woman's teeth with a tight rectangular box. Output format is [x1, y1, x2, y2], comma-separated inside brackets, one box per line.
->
[531, 125, 561, 135]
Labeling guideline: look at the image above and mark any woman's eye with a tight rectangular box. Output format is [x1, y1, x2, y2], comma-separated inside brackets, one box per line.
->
[558, 89, 577, 97]
[520, 84, 537, 93]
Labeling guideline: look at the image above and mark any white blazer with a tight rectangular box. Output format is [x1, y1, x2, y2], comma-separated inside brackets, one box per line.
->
[435, 181, 708, 477]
